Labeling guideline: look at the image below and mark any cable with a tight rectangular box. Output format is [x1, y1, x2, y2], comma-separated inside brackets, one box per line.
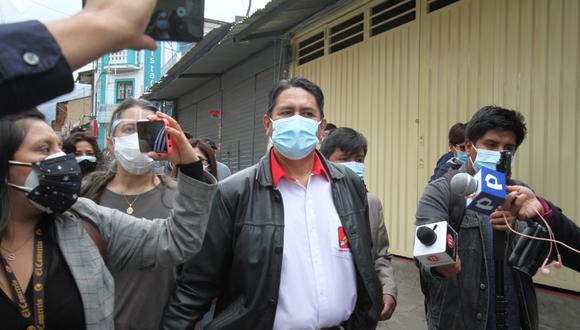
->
[246, 0, 252, 16]
[502, 212, 580, 255]
[502, 209, 579, 275]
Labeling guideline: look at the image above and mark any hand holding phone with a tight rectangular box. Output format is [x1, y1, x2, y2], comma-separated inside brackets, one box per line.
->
[137, 118, 173, 154]
[145, 0, 205, 42]
[142, 113, 199, 165]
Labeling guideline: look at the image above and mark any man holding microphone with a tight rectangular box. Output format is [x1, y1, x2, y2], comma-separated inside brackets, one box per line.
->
[415, 106, 547, 330]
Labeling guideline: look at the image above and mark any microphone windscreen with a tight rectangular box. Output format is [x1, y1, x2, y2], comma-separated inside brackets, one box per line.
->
[450, 173, 477, 196]
[417, 226, 437, 246]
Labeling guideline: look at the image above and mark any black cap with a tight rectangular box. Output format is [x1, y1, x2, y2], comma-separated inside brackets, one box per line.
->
[417, 226, 437, 246]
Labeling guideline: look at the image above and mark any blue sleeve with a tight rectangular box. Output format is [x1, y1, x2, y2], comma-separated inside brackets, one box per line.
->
[0, 20, 74, 114]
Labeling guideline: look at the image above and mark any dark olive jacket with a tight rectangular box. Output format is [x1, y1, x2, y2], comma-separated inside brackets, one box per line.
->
[162, 151, 383, 330]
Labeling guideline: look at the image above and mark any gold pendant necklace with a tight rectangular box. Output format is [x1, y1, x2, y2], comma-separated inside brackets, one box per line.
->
[0, 235, 34, 261]
[123, 194, 140, 215]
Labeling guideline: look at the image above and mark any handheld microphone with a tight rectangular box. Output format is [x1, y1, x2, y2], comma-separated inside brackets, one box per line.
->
[414, 221, 458, 268]
[450, 167, 507, 216]
[450, 167, 508, 262]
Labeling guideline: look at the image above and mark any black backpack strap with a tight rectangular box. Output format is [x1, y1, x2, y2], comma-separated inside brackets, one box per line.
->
[443, 169, 466, 231]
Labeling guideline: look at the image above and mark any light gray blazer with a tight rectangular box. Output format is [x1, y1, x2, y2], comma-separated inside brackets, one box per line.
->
[55, 172, 216, 330]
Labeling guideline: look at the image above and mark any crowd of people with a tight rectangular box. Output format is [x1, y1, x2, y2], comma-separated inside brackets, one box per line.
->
[0, 1, 578, 329]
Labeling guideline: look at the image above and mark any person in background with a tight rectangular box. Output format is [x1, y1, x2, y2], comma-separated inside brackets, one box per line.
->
[429, 122, 467, 182]
[0, 108, 214, 329]
[1, 0, 160, 114]
[80, 98, 179, 330]
[163, 77, 382, 329]
[189, 139, 218, 181]
[321, 122, 337, 141]
[201, 137, 232, 180]
[320, 127, 398, 321]
[62, 133, 102, 176]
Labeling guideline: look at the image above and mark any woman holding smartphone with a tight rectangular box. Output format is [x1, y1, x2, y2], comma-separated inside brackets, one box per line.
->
[81, 98, 185, 330]
[0, 107, 215, 329]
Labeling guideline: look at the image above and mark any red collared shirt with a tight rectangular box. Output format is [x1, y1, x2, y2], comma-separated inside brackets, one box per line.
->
[270, 148, 329, 188]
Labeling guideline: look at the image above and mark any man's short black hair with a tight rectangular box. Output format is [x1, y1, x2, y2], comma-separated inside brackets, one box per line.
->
[466, 105, 527, 148]
[267, 76, 324, 118]
[320, 127, 367, 159]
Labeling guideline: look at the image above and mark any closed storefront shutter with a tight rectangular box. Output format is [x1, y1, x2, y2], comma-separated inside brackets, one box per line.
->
[221, 79, 255, 172]
[195, 93, 221, 143]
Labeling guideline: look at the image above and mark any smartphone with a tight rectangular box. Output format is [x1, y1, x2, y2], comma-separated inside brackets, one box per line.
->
[496, 151, 512, 174]
[145, 0, 205, 42]
[81, 0, 204, 42]
[137, 119, 173, 154]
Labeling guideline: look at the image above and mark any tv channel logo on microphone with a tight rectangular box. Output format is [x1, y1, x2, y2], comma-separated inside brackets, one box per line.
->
[467, 167, 507, 216]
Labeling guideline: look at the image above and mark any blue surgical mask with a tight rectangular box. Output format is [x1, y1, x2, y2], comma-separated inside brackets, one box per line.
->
[456, 150, 469, 165]
[341, 161, 365, 179]
[471, 145, 501, 171]
[270, 115, 320, 160]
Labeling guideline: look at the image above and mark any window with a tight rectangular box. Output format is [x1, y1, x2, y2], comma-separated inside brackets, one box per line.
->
[116, 80, 133, 103]
[427, 0, 461, 13]
[370, 0, 416, 37]
[109, 50, 128, 64]
[329, 13, 365, 54]
[298, 32, 325, 65]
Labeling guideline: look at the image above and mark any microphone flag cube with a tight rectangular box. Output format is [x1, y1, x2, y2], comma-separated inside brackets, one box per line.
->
[466, 167, 507, 215]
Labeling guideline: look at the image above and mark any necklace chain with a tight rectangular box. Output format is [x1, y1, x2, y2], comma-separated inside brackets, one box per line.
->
[0, 235, 34, 261]
[123, 194, 140, 215]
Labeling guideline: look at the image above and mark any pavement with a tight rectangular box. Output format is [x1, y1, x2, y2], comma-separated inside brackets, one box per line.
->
[376, 257, 580, 330]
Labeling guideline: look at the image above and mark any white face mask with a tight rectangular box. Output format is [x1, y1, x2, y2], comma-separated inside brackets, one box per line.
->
[113, 133, 155, 175]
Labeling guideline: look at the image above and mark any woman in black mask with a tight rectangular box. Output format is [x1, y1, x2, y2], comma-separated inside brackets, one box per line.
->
[0, 109, 216, 329]
[62, 133, 102, 176]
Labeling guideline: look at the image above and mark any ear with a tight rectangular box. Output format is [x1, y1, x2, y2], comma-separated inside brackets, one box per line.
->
[465, 140, 474, 158]
[106, 136, 114, 152]
[317, 119, 327, 141]
[262, 114, 273, 138]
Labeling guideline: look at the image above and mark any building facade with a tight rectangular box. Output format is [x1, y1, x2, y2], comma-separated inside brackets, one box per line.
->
[93, 19, 224, 147]
[291, 0, 580, 292]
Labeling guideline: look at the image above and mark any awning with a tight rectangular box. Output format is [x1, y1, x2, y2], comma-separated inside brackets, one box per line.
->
[145, 0, 342, 100]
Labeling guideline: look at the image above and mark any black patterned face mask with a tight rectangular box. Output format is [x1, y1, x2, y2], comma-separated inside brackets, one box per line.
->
[8, 152, 82, 214]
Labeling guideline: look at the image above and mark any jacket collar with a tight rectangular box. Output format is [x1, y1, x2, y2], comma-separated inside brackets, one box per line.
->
[256, 148, 344, 187]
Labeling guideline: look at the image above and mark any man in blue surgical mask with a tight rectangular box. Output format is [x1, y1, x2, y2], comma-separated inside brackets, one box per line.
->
[163, 77, 383, 330]
[416, 106, 549, 330]
[320, 127, 398, 321]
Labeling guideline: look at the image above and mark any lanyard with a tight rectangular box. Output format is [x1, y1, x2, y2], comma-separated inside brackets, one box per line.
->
[0, 227, 47, 330]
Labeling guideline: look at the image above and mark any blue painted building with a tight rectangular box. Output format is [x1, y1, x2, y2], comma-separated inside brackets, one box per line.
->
[93, 19, 225, 148]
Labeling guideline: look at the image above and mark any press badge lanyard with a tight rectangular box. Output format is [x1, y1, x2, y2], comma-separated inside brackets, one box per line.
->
[0, 227, 47, 330]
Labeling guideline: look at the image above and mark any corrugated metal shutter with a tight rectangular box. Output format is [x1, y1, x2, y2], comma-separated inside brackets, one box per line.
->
[177, 104, 197, 136]
[221, 79, 255, 172]
[291, 0, 580, 292]
[195, 93, 221, 144]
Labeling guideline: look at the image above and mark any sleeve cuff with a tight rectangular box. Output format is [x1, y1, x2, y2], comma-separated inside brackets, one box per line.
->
[535, 196, 553, 221]
[177, 161, 203, 180]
